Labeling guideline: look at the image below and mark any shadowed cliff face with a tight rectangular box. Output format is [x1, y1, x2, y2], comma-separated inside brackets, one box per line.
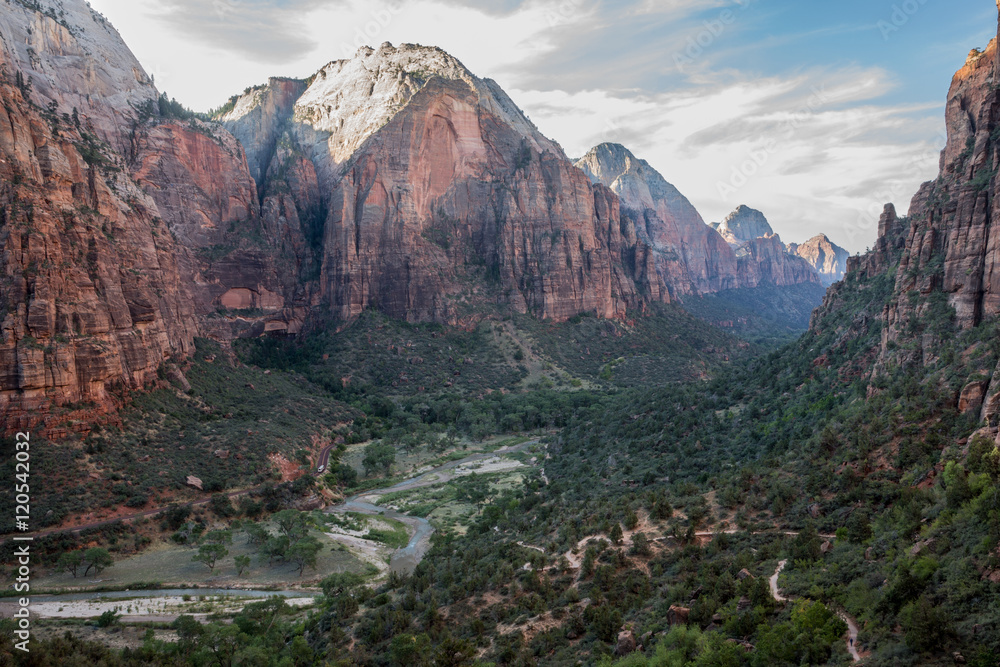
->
[223, 46, 659, 325]
[0, 0, 321, 434]
[576, 143, 740, 297]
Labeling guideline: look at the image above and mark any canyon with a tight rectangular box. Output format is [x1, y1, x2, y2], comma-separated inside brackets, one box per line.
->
[1, 1, 832, 434]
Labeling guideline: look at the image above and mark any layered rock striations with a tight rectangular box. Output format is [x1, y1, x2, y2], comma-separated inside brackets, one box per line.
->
[223, 45, 647, 323]
[0, 68, 198, 433]
[736, 234, 821, 289]
[877, 34, 1000, 345]
[811, 8, 1000, 417]
[0, 4, 837, 434]
[0, 0, 312, 434]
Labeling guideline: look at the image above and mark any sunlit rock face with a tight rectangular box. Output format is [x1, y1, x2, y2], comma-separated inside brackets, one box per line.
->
[224, 44, 652, 323]
[714, 205, 775, 247]
[788, 235, 850, 286]
[577, 143, 740, 297]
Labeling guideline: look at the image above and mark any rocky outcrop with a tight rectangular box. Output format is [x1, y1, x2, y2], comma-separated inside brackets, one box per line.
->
[316, 74, 639, 322]
[131, 121, 259, 249]
[789, 234, 850, 286]
[871, 28, 1000, 374]
[0, 0, 157, 147]
[575, 146, 823, 297]
[713, 205, 774, 246]
[0, 0, 307, 434]
[736, 235, 821, 289]
[288, 44, 562, 188]
[0, 71, 198, 434]
[812, 8, 1000, 397]
[874, 32, 1000, 339]
[218, 78, 308, 191]
[0, 4, 838, 434]
[576, 143, 740, 297]
[711, 205, 821, 289]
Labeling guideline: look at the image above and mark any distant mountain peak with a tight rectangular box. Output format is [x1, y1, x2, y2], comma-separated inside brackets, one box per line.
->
[789, 234, 850, 287]
[716, 205, 775, 244]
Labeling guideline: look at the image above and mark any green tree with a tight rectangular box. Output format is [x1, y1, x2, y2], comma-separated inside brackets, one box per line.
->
[900, 596, 948, 652]
[204, 529, 233, 545]
[629, 532, 651, 557]
[273, 509, 309, 540]
[363, 441, 396, 476]
[199, 624, 244, 667]
[456, 474, 490, 513]
[846, 511, 872, 544]
[209, 494, 235, 518]
[286, 536, 322, 576]
[193, 543, 228, 572]
[433, 635, 477, 667]
[259, 536, 290, 566]
[321, 571, 366, 598]
[234, 555, 251, 576]
[58, 551, 84, 578]
[83, 547, 113, 576]
[244, 521, 269, 546]
[96, 609, 120, 628]
[609, 522, 624, 545]
[390, 633, 431, 666]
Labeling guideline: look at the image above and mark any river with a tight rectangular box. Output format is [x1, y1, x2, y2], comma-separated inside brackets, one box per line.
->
[325, 440, 537, 574]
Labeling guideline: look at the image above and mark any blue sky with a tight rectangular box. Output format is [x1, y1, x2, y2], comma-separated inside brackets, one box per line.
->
[86, 0, 999, 251]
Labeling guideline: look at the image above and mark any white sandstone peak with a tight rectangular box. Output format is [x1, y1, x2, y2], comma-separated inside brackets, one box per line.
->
[292, 42, 560, 170]
[0, 0, 157, 144]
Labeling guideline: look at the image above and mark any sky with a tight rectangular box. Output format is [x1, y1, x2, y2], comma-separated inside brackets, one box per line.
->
[85, 0, 998, 252]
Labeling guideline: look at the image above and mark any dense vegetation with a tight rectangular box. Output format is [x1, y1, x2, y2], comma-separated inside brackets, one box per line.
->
[4, 235, 1000, 665]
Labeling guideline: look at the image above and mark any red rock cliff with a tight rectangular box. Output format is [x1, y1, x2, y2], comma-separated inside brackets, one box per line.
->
[0, 74, 198, 434]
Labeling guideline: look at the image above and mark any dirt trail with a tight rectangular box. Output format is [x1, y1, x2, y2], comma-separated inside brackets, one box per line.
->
[840, 611, 862, 662]
[769, 559, 788, 601]
[768, 559, 861, 662]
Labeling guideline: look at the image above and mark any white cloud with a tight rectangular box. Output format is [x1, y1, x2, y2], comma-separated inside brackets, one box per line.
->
[513, 69, 943, 251]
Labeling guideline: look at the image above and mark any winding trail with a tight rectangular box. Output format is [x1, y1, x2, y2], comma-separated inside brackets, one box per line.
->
[769, 559, 788, 601]
[769, 560, 862, 662]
